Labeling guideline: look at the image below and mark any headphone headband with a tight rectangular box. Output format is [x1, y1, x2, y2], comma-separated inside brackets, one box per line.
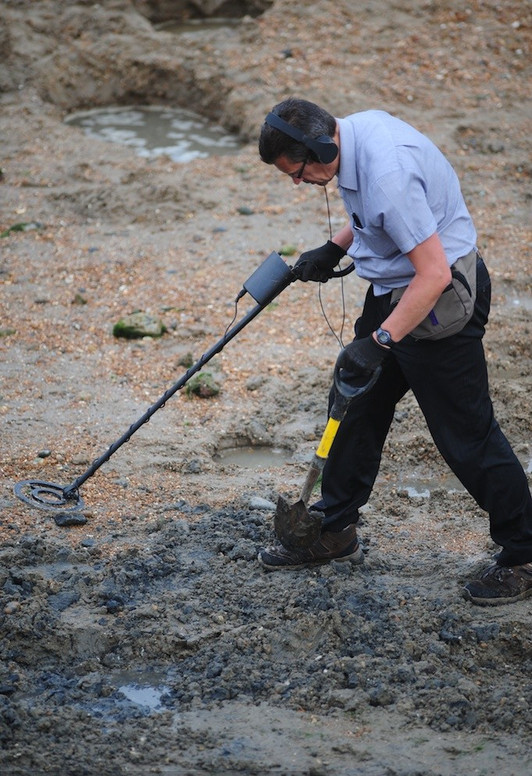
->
[265, 111, 338, 164]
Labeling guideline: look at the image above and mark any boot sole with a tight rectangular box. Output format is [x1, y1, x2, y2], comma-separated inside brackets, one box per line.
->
[258, 545, 364, 571]
[462, 586, 532, 606]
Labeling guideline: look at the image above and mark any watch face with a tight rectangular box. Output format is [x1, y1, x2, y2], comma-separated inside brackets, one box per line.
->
[377, 329, 391, 345]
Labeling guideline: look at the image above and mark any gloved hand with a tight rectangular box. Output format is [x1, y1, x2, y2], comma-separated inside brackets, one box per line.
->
[335, 335, 389, 384]
[293, 240, 346, 282]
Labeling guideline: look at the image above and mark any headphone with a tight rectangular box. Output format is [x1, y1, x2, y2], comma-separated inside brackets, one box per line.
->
[265, 111, 338, 164]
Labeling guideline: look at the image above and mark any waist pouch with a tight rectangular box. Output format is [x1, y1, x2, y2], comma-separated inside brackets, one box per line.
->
[390, 248, 477, 340]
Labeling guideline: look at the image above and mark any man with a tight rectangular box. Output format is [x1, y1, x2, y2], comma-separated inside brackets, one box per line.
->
[257, 97, 532, 606]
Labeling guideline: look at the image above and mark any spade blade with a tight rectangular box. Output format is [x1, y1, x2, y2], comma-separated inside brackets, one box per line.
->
[274, 494, 322, 550]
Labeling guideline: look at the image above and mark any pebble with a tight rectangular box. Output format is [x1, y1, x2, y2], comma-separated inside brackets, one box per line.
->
[248, 496, 276, 511]
[53, 511, 88, 527]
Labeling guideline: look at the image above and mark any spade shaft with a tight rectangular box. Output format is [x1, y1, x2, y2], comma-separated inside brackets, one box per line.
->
[274, 363, 382, 550]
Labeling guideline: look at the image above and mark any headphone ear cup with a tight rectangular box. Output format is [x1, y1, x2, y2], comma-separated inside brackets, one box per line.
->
[312, 135, 338, 164]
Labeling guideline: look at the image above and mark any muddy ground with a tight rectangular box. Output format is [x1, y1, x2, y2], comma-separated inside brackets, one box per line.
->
[0, 1, 531, 774]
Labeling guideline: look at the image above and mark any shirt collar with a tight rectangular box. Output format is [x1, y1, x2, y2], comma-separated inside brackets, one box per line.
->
[336, 117, 358, 191]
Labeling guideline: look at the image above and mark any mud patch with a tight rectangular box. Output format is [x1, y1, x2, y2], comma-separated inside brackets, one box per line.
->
[0, 509, 531, 774]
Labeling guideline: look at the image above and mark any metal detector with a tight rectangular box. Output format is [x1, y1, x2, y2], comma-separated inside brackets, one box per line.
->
[14, 251, 296, 512]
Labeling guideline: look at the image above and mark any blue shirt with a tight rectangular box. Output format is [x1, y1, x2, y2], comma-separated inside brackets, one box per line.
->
[336, 111, 477, 294]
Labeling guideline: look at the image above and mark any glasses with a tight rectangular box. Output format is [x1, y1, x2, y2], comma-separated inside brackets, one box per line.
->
[288, 154, 309, 180]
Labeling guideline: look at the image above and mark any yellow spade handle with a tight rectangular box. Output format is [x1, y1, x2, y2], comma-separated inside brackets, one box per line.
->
[298, 417, 342, 505]
[316, 417, 341, 459]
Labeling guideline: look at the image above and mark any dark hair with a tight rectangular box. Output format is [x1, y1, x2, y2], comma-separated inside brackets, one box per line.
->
[258, 97, 336, 164]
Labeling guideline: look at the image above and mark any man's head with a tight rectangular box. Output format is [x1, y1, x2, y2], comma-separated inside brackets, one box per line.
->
[259, 97, 339, 185]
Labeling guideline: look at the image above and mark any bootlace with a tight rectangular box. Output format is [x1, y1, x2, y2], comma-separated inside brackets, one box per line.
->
[482, 565, 514, 582]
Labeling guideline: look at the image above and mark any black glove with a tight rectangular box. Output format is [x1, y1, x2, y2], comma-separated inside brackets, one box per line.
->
[335, 336, 389, 385]
[293, 240, 346, 282]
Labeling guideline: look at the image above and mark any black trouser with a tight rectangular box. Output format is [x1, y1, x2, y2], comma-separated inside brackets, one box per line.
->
[316, 257, 532, 567]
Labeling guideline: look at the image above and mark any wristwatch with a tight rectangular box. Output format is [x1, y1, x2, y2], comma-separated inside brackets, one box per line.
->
[375, 327, 394, 348]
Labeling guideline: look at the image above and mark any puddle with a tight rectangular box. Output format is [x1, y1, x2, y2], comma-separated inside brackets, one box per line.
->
[394, 472, 465, 498]
[64, 105, 244, 163]
[19, 669, 172, 721]
[111, 669, 171, 713]
[398, 485, 431, 498]
[118, 682, 169, 711]
[156, 18, 241, 34]
[214, 446, 291, 469]
[394, 455, 532, 494]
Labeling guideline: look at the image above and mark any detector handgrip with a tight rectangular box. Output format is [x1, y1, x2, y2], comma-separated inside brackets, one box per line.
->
[330, 261, 356, 278]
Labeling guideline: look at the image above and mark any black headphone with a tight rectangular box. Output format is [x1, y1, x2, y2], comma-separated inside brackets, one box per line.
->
[265, 111, 338, 164]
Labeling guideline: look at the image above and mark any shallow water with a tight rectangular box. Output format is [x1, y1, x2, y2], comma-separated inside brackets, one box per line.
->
[118, 681, 169, 711]
[64, 105, 244, 163]
[156, 18, 241, 34]
[214, 445, 291, 469]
